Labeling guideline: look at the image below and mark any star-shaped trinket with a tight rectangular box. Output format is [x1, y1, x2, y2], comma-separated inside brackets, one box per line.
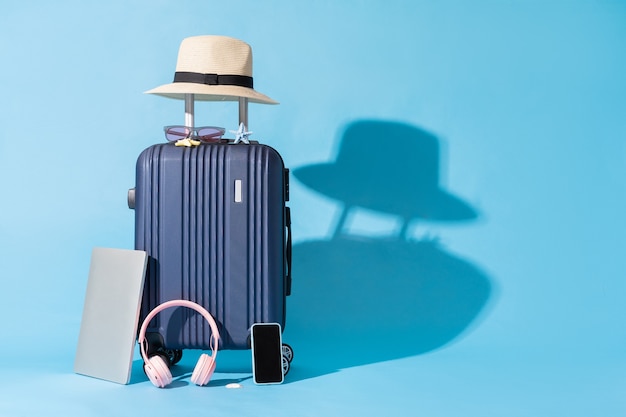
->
[174, 138, 201, 147]
[230, 122, 253, 144]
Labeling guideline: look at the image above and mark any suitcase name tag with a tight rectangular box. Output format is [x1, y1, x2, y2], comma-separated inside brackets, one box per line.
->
[235, 179, 243, 203]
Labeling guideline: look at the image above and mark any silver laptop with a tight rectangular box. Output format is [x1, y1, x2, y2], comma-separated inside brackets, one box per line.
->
[74, 247, 147, 384]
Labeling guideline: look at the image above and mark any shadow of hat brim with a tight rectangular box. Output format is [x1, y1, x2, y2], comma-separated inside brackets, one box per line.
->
[294, 164, 477, 221]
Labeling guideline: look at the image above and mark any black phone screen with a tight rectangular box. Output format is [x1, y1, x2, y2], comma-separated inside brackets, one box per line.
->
[251, 323, 283, 384]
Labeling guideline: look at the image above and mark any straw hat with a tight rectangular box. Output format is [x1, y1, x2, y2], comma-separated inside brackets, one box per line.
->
[145, 35, 278, 104]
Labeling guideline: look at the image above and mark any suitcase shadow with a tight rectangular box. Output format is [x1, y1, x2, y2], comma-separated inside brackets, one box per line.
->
[285, 119, 495, 381]
[285, 236, 493, 381]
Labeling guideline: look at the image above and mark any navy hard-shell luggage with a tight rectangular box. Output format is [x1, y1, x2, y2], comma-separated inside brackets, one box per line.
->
[129, 140, 292, 360]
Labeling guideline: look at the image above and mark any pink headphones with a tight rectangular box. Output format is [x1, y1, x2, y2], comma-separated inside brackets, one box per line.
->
[138, 299, 220, 388]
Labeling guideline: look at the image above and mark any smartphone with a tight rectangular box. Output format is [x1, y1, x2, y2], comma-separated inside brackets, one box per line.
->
[251, 323, 284, 385]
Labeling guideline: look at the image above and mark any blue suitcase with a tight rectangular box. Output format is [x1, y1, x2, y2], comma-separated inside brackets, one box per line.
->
[129, 141, 292, 361]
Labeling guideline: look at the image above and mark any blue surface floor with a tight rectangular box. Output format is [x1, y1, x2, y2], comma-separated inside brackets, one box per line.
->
[1, 234, 624, 416]
[1, 341, 623, 416]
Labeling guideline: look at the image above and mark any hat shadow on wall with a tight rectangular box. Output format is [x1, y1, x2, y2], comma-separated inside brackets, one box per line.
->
[286, 119, 494, 381]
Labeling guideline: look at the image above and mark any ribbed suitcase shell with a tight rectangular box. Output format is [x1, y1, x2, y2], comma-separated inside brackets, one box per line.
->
[133, 142, 288, 350]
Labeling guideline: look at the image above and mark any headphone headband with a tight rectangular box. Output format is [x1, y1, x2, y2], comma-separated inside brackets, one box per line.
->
[138, 300, 221, 361]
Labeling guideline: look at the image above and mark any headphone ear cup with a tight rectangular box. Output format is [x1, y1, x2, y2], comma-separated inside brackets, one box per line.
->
[144, 354, 173, 388]
[190, 353, 216, 386]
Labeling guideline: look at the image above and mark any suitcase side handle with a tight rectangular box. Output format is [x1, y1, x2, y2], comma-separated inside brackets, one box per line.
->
[285, 206, 292, 296]
[284, 168, 290, 202]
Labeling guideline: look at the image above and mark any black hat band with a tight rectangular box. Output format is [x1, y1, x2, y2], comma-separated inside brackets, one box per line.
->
[173, 71, 253, 89]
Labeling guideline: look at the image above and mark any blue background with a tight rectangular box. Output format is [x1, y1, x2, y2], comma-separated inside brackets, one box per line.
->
[1, 0, 625, 415]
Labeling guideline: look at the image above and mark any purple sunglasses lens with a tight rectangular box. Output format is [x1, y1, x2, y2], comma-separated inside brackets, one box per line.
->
[165, 126, 191, 142]
[196, 127, 225, 142]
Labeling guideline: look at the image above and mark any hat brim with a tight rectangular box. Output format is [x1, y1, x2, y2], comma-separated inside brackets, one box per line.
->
[145, 82, 278, 104]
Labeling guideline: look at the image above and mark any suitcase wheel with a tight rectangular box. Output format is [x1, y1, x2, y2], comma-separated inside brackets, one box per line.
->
[281, 343, 294, 363]
[281, 343, 293, 376]
[145, 333, 183, 367]
[282, 355, 290, 376]
[163, 348, 183, 366]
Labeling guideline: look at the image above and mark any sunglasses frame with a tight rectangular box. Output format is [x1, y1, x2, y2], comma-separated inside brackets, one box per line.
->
[163, 125, 227, 143]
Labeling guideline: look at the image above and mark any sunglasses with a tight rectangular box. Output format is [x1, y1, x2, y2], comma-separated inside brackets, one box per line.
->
[164, 125, 226, 143]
